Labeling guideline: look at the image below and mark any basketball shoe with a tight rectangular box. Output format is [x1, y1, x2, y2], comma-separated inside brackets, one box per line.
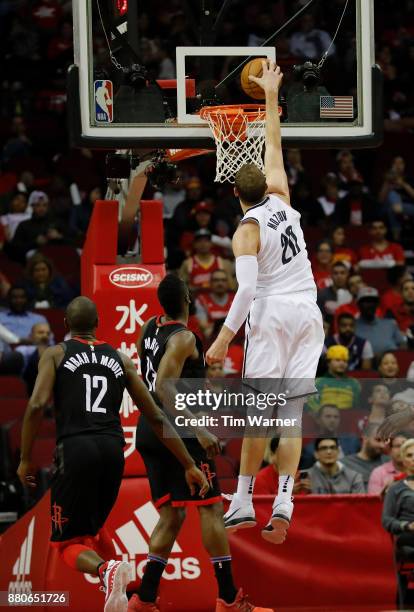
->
[261, 499, 293, 544]
[99, 559, 132, 612]
[127, 594, 160, 611]
[223, 494, 256, 532]
[216, 588, 274, 611]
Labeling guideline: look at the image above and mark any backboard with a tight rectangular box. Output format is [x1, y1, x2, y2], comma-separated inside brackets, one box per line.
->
[68, 0, 382, 150]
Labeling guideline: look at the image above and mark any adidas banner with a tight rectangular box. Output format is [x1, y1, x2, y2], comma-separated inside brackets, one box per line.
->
[0, 482, 396, 610]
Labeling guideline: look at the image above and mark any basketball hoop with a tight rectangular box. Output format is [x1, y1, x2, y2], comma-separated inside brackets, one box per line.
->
[200, 104, 266, 183]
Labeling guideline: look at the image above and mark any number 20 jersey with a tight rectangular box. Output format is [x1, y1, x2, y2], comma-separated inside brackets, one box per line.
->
[241, 194, 316, 297]
[54, 338, 126, 443]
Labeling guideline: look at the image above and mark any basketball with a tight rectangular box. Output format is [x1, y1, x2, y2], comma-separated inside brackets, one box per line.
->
[240, 58, 265, 100]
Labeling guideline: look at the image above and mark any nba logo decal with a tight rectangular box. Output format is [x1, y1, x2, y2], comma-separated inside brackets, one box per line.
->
[94, 80, 113, 123]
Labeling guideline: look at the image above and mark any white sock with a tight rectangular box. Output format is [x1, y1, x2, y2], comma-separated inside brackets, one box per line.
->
[276, 474, 294, 503]
[236, 475, 255, 502]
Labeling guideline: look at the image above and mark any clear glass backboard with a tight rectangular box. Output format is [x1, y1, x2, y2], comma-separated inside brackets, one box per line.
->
[68, 0, 382, 149]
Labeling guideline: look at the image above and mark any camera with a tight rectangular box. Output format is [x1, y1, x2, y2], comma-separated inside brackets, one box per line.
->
[293, 61, 321, 90]
[105, 153, 140, 179]
[145, 152, 178, 190]
[123, 63, 148, 90]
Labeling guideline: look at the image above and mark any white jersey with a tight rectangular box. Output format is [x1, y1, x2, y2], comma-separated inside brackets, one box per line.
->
[242, 193, 316, 298]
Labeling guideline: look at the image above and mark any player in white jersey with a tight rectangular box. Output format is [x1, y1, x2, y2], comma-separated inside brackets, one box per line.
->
[206, 60, 324, 543]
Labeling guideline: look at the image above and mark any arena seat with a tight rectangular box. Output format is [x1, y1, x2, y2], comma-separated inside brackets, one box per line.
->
[39, 245, 80, 287]
[0, 376, 27, 398]
[360, 268, 390, 293]
[394, 350, 414, 377]
[214, 454, 237, 478]
[303, 227, 325, 251]
[219, 477, 237, 494]
[0, 399, 27, 425]
[351, 369, 380, 379]
[224, 438, 243, 468]
[345, 225, 371, 249]
[36, 308, 66, 342]
[0, 253, 24, 284]
[339, 410, 366, 434]
[32, 437, 56, 471]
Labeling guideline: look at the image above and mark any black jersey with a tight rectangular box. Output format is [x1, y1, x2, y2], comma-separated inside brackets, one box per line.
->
[54, 338, 126, 443]
[140, 316, 205, 395]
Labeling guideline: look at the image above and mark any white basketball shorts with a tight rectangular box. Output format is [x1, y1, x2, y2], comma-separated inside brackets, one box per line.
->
[242, 291, 324, 396]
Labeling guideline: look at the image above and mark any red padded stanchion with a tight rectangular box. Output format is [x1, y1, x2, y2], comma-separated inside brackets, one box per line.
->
[140, 200, 164, 264]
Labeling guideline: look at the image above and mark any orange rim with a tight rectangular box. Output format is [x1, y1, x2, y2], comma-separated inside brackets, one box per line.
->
[200, 104, 265, 122]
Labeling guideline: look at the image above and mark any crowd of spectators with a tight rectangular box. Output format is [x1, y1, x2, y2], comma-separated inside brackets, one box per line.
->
[1, 2, 414, 566]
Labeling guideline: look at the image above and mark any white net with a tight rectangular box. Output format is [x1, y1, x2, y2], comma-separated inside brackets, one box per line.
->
[200, 105, 266, 183]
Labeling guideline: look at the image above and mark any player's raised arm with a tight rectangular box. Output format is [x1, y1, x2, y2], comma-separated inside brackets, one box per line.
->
[120, 352, 209, 496]
[18, 345, 61, 487]
[249, 60, 290, 205]
[206, 221, 259, 365]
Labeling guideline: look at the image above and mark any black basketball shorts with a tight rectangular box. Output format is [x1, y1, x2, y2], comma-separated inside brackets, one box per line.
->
[50, 434, 125, 543]
[135, 416, 221, 508]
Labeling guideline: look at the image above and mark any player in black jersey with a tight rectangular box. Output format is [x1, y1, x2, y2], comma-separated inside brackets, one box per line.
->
[17, 296, 208, 612]
[132, 275, 271, 612]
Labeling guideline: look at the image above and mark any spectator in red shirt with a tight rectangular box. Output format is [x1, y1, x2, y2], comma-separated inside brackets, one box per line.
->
[359, 218, 405, 268]
[195, 269, 234, 339]
[381, 266, 412, 313]
[179, 229, 233, 291]
[254, 438, 309, 495]
[330, 225, 358, 268]
[312, 240, 334, 289]
[386, 279, 414, 335]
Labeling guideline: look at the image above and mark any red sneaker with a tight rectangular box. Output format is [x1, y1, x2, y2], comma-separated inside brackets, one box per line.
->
[127, 594, 161, 611]
[101, 560, 132, 612]
[215, 588, 274, 612]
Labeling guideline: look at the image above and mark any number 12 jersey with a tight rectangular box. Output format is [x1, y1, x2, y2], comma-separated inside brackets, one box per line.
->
[54, 338, 125, 442]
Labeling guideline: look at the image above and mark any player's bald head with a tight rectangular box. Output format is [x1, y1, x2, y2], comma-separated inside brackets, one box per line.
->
[65, 296, 98, 333]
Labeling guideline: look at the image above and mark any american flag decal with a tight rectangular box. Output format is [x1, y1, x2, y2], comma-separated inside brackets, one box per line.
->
[320, 96, 354, 118]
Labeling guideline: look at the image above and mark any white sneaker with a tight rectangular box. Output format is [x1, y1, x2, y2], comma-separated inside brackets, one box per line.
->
[261, 499, 293, 544]
[102, 560, 132, 612]
[223, 493, 256, 532]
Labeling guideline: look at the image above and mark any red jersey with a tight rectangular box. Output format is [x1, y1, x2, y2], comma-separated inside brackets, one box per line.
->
[187, 315, 205, 344]
[312, 266, 333, 289]
[381, 289, 404, 313]
[197, 292, 234, 322]
[188, 255, 222, 288]
[224, 344, 244, 376]
[255, 465, 278, 494]
[332, 247, 358, 267]
[388, 303, 414, 333]
[359, 242, 405, 265]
